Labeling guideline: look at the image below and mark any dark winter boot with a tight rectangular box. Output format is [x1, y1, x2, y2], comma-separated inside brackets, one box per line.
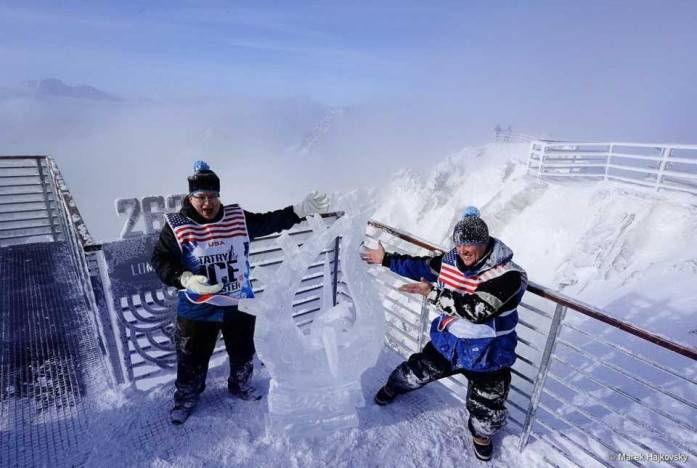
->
[228, 361, 262, 401]
[374, 385, 397, 406]
[228, 381, 263, 401]
[472, 435, 493, 461]
[170, 404, 193, 425]
[469, 420, 493, 461]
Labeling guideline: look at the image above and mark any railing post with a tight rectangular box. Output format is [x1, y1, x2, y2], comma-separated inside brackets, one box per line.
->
[35, 157, 59, 241]
[604, 144, 613, 181]
[655, 146, 671, 191]
[518, 303, 567, 451]
[331, 236, 340, 306]
[417, 296, 431, 350]
[537, 143, 546, 178]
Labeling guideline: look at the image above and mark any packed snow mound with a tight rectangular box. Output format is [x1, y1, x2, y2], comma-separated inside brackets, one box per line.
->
[374, 143, 697, 346]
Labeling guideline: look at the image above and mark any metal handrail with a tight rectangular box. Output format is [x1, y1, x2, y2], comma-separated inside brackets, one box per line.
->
[527, 140, 697, 196]
[528, 282, 697, 360]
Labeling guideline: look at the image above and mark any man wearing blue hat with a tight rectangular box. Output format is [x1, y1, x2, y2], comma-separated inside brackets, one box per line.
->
[151, 161, 329, 425]
[361, 207, 527, 461]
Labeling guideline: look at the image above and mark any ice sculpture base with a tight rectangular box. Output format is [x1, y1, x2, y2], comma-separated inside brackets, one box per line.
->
[267, 379, 365, 438]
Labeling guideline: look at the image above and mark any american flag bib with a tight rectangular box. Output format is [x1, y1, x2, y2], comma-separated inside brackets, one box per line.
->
[436, 249, 515, 338]
[165, 204, 253, 306]
[437, 250, 509, 295]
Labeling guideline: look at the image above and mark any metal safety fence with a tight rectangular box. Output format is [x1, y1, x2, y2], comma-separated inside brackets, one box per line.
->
[0, 155, 62, 246]
[527, 141, 697, 196]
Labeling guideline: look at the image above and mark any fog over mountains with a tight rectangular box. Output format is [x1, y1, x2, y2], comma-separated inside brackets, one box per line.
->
[0, 78, 118, 101]
[0, 78, 481, 241]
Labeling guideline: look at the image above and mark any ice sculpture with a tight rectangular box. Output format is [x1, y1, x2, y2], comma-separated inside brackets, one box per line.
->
[238, 195, 385, 437]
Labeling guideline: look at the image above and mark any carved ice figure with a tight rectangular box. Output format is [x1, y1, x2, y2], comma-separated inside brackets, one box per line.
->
[238, 194, 385, 437]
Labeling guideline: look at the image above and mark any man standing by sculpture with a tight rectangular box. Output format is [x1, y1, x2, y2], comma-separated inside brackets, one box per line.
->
[151, 160, 329, 425]
[361, 207, 527, 461]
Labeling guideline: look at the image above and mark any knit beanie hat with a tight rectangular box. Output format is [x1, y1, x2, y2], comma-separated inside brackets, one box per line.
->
[188, 160, 220, 195]
[452, 206, 489, 245]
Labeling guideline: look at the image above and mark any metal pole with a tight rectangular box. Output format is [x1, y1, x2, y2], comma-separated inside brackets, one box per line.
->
[331, 236, 340, 306]
[526, 141, 535, 174]
[604, 144, 613, 181]
[35, 157, 59, 241]
[656, 146, 671, 191]
[537, 143, 546, 178]
[518, 303, 567, 451]
[417, 297, 430, 350]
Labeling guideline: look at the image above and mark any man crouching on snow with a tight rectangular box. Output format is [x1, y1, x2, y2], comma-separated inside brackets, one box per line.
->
[151, 160, 329, 425]
[361, 207, 527, 461]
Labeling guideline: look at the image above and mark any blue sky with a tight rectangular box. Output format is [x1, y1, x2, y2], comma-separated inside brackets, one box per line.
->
[2, 1, 695, 105]
[1, 1, 696, 144]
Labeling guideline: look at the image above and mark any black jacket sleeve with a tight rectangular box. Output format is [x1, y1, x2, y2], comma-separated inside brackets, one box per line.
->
[244, 206, 302, 240]
[150, 224, 186, 288]
[427, 270, 526, 324]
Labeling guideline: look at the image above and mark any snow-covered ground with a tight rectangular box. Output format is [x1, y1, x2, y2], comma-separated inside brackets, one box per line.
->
[82, 352, 546, 468]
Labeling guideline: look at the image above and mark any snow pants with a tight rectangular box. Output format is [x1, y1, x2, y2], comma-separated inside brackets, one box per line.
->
[173, 311, 256, 407]
[385, 341, 511, 438]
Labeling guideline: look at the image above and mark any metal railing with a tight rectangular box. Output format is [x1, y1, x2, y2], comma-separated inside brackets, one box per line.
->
[0, 155, 62, 246]
[365, 219, 697, 466]
[527, 141, 697, 196]
[0, 155, 98, 308]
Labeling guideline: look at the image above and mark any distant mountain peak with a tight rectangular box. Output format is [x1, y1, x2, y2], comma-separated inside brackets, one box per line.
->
[291, 107, 347, 156]
[15, 78, 118, 101]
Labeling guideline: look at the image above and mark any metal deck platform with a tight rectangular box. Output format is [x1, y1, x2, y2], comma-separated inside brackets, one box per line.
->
[0, 241, 108, 467]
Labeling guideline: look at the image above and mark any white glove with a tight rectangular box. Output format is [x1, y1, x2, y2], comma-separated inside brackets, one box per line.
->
[179, 271, 223, 294]
[293, 190, 330, 218]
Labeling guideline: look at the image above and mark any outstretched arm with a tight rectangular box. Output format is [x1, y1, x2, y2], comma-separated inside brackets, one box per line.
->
[245, 191, 330, 240]
[362, 241, 441, 283]
[244, 206, 301, 240]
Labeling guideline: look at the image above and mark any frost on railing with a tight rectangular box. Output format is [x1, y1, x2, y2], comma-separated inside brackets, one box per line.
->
[239, 196, 385, 437]
[527, 141, 697, 196]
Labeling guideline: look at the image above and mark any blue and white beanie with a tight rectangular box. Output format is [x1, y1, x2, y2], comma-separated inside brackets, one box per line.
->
[187, 160, 220, 195]
[452, 206, 489, 245]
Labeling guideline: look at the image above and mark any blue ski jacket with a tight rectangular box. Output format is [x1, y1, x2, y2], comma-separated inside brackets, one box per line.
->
[383, 238, 527, 372]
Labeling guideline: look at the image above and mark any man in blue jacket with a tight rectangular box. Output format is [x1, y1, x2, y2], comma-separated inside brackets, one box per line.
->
[151, 161, 329, 425]
[361, 208, 527, 461]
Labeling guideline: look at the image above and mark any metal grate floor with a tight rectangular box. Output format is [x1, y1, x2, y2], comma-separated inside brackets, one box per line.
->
[0, 242, 107, 467]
